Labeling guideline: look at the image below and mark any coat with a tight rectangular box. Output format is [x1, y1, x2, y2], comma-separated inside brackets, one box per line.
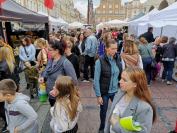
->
[104, 90, 153, 133]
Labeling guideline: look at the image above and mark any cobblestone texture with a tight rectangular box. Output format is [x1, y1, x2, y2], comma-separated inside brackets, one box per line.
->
[0, 73, 176, 133]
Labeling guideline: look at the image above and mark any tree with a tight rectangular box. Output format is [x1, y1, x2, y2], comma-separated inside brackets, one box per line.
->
[149, 5, 155, 12]
[158, 0, 169, 10]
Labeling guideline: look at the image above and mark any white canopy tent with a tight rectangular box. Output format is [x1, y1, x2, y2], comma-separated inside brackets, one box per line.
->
[96, 22, 108, 30]
[68, 22, 84, 29]
[149, 2, 177, 21]
[38, 12, 68, 26]
[105, 19, 128, 27]
[135, 2, 177, 38]
[128, 9, 159, 36]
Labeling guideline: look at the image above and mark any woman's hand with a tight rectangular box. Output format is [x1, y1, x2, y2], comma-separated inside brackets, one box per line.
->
[110, 114, 120, 126]
[97, 96, 103, 105]
[14, 127, 18, 133]
[38, 77, 44, 83]
[49, 89, 58, 97]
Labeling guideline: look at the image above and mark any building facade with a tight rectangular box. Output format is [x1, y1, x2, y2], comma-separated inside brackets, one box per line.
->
[13, 0, 85, 23]
[95, 0, 126, 24]
[124, 0, 145, 19]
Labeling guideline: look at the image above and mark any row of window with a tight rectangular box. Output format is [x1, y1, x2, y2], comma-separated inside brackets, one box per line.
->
[96, 16, 124, 22]
[102, 4, 119, 9]
[96, 10, 125, 14]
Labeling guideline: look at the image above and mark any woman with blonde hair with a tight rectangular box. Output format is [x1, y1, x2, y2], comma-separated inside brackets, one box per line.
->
[121, 39, 143, 69]
[138, 37, 154, 85]
[50, 76, 82, 133]
[105, 67, 156, 133]
[0, 46, 19, 132]
[34, 38, 49, 72]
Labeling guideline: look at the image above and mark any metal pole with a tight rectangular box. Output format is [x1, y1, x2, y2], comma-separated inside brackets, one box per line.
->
[87, 0, 90, 24]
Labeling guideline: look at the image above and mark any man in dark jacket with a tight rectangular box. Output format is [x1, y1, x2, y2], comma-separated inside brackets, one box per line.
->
[140, 27, 155, 43]
[162, 37, 177, 85]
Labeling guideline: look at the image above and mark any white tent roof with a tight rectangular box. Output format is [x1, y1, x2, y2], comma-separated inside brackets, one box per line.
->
[68, 22, 84, 29]
[129, 9, 159, 24]
[150, 2, 177, 21]
[38, 12, 68, 26]
[105, 19, 128, 27]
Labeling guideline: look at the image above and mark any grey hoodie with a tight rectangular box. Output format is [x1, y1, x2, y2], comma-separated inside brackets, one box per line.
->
[5, 93, 38, 133]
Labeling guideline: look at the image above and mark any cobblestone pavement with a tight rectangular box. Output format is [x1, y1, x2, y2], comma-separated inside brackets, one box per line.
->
[0, 73, 176, 133]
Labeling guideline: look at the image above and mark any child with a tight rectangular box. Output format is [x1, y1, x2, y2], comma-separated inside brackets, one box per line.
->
[50, 76, 82, 133]
[0, 79, 38, 133]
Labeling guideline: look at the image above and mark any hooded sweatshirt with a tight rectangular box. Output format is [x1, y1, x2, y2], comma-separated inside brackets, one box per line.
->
[5, 93, 38, 133]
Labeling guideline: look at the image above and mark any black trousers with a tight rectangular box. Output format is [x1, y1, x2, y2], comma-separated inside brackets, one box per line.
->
[83, 55, 95, 80]
[49, 98, 56, 107]
[0, 102, 7, 127]
[63, 124, 78, 133]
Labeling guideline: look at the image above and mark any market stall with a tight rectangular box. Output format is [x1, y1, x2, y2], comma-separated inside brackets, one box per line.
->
[0, 0, 49, 47]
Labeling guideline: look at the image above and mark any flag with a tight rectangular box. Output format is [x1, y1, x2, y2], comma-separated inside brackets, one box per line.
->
[0, 0, 6, 15]
[44, 0, 54, 9]
[0, 0, 6, 4]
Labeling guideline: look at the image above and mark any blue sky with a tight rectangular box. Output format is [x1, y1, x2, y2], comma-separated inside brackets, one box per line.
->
[74, 0, 147, 17]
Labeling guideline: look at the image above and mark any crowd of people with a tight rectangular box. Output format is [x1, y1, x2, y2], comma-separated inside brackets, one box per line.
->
[0, 26, 176, 133]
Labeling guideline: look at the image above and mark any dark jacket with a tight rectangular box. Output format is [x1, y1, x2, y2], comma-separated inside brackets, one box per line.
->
[155, 44, 163, 63]
[140, 32, 155, 43]
[162, 43, 177, 60]
[66, 54, 80, 78]
[0, 60, 20, 85]
[99, 54, 122, 95]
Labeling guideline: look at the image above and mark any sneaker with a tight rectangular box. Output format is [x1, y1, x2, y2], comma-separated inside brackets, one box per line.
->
[1, 126, 8, 133]
[82, 79, 90, 83]
[167, 81, 173, 85]
[162, 79, 166, 83]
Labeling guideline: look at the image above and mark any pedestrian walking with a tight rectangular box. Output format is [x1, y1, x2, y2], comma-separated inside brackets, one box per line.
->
[38, 40, 77, 106]
[94, 39, 122, 133]
[104, 67, 156, 133]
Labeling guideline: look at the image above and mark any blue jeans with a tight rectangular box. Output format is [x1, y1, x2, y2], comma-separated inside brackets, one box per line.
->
[99, 93, 115, 131]
[162, 61, 175, 81]
[142, 57, 152, 85]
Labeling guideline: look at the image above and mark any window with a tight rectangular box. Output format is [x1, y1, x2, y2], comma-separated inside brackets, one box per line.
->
[109, 4, 112, 8]
[109, 10, 113, 14]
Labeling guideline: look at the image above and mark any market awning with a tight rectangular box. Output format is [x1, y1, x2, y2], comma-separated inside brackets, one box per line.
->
[0, 0, 48, 23]
[0, 15, 22, 21]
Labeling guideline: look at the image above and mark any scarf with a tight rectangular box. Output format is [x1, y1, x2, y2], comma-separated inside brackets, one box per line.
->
[121, 53, 139, 68]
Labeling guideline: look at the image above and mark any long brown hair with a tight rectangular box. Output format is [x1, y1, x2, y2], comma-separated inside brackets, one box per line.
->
[55, 76, 79, 121]
[124, 67, 156, 123]
[124, 39, 139, 55]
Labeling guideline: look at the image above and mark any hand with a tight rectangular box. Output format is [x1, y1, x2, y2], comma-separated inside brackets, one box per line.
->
[14, 127, 18, 133]
[49, 89, 58, 97]
[110, 114, 119, 126]
[97, 97, 103, 105]
[38, 77, 44, 83]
